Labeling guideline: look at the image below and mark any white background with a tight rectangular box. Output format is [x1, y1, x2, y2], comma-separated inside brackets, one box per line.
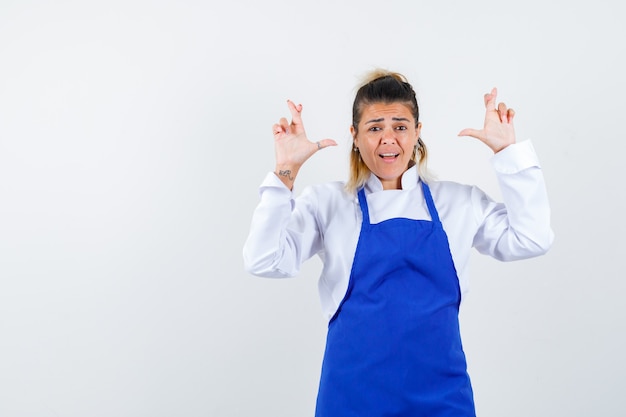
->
[0, 0, 624, 416]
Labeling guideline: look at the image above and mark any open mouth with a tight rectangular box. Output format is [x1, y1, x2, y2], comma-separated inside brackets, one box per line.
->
[379, 153, 399, 160]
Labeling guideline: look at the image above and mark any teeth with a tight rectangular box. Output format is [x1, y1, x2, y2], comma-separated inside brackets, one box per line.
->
[380, 153, 398, 157]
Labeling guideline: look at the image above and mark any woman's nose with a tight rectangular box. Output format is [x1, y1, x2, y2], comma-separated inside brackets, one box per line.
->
[381, 128, 396, 144]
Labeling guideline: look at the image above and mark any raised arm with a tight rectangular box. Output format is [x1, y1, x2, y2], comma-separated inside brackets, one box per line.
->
[457, 88, 554, 259]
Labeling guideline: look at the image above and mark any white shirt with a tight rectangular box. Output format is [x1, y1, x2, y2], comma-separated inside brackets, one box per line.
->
[243, 140, 554, 321]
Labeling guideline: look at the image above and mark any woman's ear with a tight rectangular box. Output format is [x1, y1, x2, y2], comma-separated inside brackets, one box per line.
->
[350, 125, 357, 146]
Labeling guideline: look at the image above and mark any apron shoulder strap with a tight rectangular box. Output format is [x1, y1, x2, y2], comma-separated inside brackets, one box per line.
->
[356, 188, 370, 225]
[421, 181, 442, 226]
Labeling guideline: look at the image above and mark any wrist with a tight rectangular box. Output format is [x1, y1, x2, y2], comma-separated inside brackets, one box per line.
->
[274, 165, 300, 190]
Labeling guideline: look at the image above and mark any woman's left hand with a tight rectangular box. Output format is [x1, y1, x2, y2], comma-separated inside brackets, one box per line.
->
[458, 87, 516, 153]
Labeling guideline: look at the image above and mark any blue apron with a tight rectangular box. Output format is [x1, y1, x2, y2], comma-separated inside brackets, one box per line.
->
[315, 182, 475, 417]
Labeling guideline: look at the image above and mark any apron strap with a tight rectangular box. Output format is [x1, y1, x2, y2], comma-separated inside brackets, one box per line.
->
[421, 181, 442, 226]
[357, 188, 370, 225]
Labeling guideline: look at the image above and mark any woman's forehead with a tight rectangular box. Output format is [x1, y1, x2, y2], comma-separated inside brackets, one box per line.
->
[360, 102, 415, 122]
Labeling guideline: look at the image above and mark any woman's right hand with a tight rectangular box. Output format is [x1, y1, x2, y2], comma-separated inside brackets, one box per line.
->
[273, 100, 337, 189]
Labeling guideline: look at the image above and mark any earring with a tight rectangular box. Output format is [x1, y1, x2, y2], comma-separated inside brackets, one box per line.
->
[353, 146, 359, 152]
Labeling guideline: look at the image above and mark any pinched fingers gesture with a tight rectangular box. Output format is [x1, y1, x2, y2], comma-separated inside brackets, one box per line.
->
[458, 87, 516, 153]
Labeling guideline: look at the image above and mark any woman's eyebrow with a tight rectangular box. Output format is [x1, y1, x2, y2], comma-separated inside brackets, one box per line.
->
[365, 117, 410, 124]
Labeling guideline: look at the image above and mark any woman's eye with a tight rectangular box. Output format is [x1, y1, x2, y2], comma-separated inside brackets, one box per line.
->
[369, 127, 381, 132]
[395, 126, 407, 131]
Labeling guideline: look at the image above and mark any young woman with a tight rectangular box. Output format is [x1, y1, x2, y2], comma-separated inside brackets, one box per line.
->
[243, 70, 554, 416]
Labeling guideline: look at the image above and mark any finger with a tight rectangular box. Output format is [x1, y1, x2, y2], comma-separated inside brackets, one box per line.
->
[507, 108, 515, 123]
[272, 123, 283, 136]
[484, 87, 497, 111]
[497, 102, 507, 122]
[316, 139, 338, 150]
[287, 99, 303, 126]
[279, 117, 290, 134]
[457, 128, 482, 139]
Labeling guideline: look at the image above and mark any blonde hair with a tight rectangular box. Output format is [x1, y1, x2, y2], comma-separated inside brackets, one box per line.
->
[346, 69, 431, 193]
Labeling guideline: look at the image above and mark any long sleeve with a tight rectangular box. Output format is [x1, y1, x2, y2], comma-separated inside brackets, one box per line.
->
[471, 140, 554, 260]
[243, 172, 324, 278]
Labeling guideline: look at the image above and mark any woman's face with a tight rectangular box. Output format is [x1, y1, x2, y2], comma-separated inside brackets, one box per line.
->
[352, 102, 421, 190]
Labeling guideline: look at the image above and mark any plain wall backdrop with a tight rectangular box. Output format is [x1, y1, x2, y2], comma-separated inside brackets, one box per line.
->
[1, 0, 624, 416]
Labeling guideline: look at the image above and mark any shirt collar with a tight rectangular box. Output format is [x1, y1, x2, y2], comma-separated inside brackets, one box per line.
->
[364, 165, 419, 193]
